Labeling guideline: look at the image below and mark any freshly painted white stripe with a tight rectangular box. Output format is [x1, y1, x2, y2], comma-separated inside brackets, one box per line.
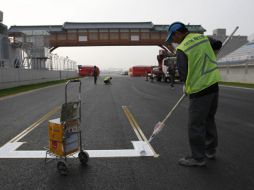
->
[132, 141, 154, 156]
[0, 142, 24, 152]
[0, 141, 155, 158]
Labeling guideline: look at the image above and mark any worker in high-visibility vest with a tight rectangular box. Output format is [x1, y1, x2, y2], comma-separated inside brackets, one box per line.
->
[103, 76, 112, 85]
[165, 22, 222, 167]
[93, 66, 98, 84]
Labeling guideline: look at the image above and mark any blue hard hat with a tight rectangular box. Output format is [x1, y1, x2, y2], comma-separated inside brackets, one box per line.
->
[165, 22, 186, 43]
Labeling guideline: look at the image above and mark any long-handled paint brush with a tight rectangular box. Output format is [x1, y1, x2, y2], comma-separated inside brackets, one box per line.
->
[148, 94, 186, 143]
[217, 26, 239, 57]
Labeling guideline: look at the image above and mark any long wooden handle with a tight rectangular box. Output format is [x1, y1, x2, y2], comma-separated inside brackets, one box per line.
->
[161, 94, 186, 124]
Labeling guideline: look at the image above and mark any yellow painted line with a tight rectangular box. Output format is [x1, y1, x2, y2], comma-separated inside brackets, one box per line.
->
[122, 106, 143, 141]
[128, 111, 148, 141]
[8, 106, 61, 143]
[122, 106, 159, 157]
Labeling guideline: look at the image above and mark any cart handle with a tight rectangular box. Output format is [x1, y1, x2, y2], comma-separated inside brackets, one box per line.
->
[65, 79, 82, 104]
[64, 79, 82, 123]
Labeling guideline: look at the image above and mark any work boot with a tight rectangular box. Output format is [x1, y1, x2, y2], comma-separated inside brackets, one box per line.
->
[205, 152, 216, 160]
[178, 156, 206, 167]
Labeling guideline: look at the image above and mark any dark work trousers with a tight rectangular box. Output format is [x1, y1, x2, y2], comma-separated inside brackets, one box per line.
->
[94, 76, 97, 84]
[104, 79, 111, 85]
[188, 92, 218, 160]
[169, 71, 175, 87]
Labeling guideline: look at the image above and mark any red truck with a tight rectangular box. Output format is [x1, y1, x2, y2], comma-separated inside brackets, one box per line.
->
[129, 66, 152, 77]
[78, 65, 100, 77]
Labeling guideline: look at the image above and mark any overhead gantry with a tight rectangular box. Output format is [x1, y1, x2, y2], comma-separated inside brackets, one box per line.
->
[8, 22, 206, 54]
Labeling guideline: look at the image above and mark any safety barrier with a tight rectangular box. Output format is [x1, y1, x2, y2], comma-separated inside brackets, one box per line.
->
[0, 68, 78, 90]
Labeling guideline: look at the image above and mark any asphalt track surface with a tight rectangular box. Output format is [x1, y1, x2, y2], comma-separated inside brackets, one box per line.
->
[0, 76, 253, 190]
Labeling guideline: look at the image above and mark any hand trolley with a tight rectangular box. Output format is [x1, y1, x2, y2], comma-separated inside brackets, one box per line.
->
[45, 79, 89, 175]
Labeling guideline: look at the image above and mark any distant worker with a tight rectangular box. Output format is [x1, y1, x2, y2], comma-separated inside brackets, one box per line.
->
[93, 66, 98, 84]
[165, 22, 222, 167]
[103, 76, 112, 85]
[145, 71, 148, 81]
[167, 62, 176, 88]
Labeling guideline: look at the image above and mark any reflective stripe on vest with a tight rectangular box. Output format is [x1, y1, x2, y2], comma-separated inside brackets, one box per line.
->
[176, 33, 221, 94]
[104, 76, 110, 81]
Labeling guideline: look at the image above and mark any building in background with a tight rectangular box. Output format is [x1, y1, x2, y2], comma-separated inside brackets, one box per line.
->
[8, 26, 77, 71]
[0, 10, 78, 90]
[0, 10, 10, 68]
[218, 41, 254, 64]
[248, 33, 254, 42]
[208, 28, 248, 58]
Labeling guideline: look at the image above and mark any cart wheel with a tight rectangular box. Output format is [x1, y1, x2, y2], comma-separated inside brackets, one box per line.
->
[57, 161, 68, 175]
[78, 151, 89, 165]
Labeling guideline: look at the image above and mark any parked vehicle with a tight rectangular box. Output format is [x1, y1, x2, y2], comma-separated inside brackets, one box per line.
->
[120, 71, 128, 75]
[147, 66, 164, 82]
[78, 65, 100, 77]
[162, 56, 178, 82]
[146, 49, 179, 83]
[129, 66, 152, 77]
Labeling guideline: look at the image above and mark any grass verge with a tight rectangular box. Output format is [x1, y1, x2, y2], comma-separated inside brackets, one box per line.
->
[219, 81, 254, 89]
[0, 79, 75, 98]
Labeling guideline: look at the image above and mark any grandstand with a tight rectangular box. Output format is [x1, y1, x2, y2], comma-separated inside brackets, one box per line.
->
[218, 41, 254, 65]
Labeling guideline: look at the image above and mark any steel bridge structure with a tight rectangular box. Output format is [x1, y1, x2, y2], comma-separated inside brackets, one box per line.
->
[8, 22, 205, 52]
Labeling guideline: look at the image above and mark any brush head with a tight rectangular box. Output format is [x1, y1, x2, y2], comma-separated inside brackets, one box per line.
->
[148, 122, 165, 143]
[148, 135, 154, 143]
[154, 121, 165, 134]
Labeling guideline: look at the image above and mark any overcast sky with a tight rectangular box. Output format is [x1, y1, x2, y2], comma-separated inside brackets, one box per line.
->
[2, 0, 253, 70]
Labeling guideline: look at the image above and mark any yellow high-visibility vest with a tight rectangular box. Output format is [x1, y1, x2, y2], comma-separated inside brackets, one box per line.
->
[177, 33, 221, 94]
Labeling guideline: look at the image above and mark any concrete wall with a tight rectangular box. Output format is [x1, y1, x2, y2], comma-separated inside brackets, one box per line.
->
[0, 68, 78, 89]
[219, 61, 254, 83]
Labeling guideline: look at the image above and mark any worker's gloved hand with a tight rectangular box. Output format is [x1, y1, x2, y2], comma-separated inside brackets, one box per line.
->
[182, 85, 186, 95]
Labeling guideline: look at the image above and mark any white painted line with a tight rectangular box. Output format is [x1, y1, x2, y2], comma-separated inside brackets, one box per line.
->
[132, 141, 154, 156]
[0, 142, 24, 152]
[0, 141, 155, 158]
